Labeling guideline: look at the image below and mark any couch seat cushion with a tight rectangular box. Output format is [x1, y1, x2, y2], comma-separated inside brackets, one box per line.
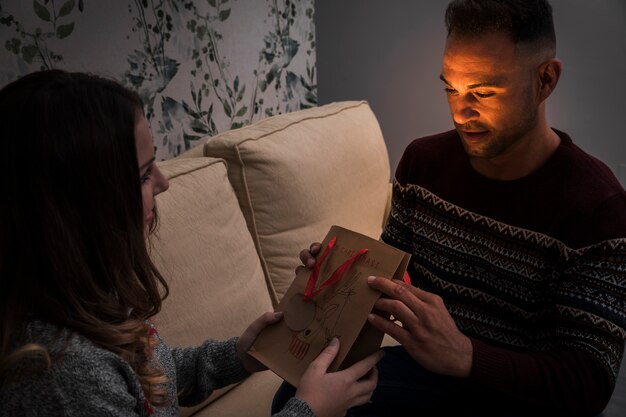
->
[150, 157, 273, 413]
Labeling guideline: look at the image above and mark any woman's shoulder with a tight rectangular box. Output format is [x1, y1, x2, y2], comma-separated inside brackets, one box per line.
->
[1, 321, 145, 416]
[22, 321, 132, 368]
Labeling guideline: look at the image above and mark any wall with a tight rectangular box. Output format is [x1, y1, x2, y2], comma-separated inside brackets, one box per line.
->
[0, 0, 316, 160]
[315, 0, 626, 183]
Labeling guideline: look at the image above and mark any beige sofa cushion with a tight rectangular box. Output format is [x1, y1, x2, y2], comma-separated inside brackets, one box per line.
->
[190, 371, 282, 417]
[197, 101, 390, 305]
[149, 157, 274, 413]
[151, 157, 272, 342]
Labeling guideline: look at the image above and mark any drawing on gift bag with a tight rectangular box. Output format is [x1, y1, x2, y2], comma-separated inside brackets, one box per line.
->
[249, 225, 411, 387]
[283, 237, 367, 360]
[287, 269, 362, 359]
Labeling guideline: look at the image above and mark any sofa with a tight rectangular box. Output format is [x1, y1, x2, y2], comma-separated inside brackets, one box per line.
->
[150, 101, 392, 417]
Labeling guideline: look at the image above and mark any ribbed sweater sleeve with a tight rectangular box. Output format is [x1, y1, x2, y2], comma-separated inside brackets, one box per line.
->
[470, 339, 614, 416]
[173, 337, 249, 406]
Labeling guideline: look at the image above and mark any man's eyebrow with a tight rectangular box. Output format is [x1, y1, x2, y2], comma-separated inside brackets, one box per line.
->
[467, 81, 502, 89]
[439, 74, 502, 89]
[140, 157, 155, 172]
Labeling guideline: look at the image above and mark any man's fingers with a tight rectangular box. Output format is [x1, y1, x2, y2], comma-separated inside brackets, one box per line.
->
[367, 312, 411, 345]
[368, 276, 427, 310]
[374, 298, 420, 329]
[299, 248, 319, 269]
[309, 242, 321, 254]
[297, 243, 322, 272]
[297, 249, 310, 264]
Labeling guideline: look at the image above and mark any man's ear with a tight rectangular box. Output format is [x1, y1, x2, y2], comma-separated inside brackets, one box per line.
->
[538, 58, 562, 101]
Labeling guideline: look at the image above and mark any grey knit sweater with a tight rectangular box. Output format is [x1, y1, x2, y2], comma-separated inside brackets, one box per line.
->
[1, 321, 314, 417]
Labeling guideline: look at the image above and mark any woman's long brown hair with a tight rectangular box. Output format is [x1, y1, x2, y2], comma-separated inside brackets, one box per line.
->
[0, 70, 170, 406]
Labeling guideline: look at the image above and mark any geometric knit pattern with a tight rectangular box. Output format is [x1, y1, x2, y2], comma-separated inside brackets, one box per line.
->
[383, 181, 626, 382]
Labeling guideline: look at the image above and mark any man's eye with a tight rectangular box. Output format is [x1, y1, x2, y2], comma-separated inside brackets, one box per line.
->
[475, 91, 495, 98]
[444, 88, 458, 95]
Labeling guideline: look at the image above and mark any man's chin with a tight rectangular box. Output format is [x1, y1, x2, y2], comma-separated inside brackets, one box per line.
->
[460, 139, 498, 159]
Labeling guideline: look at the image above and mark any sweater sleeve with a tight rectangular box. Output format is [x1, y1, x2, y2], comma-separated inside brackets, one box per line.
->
[469, 238, 626, 416]
[172, 338, 317, 416]
[272, 397, 316, 417]
[172, 337, 250, 407]
[1, 347, 143, 417]
[470, 339, 616, 416]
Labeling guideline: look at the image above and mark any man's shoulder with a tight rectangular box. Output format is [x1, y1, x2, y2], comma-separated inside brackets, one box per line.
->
[554, 130, 624, 198]
[396, 130, 463, 184]
[404, 129, 460, 156]
[548, 130, 626, 244]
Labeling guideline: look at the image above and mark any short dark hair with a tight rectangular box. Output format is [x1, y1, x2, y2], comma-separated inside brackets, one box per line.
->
[445, 0, 556, 51]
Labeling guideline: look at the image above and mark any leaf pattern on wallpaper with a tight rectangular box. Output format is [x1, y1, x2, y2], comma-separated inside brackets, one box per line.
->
[139, 0, 317, 157]
[124, 0, 179, 124]
[1, 0, 82, 70]
[0, 0, 316, 160]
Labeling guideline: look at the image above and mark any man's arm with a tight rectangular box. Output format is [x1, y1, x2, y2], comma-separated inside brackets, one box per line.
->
[366, 275, 619, 416]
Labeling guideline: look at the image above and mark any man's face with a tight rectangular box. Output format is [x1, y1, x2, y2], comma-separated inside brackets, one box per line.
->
[441, 32, 540, 160]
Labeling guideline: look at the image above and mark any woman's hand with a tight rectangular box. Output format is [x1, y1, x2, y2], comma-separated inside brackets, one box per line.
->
[236, 311, 283, 374]
[295, 338, 383, 417]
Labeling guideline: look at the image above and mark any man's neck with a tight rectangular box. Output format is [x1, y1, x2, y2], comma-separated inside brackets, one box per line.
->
[469, 124, 561, 181]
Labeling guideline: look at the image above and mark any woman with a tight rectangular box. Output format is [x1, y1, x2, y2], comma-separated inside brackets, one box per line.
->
[0, 70, 381, 417]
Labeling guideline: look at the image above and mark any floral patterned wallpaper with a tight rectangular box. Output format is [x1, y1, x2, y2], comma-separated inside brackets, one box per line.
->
[0, 0, 316, 160]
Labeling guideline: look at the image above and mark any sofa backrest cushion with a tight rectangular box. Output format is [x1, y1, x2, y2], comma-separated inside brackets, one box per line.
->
[150, 157, 273, 347]
[196, 101, 390, 305]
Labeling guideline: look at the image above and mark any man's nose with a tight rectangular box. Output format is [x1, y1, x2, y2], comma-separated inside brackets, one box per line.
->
[451, 95, 479, 125]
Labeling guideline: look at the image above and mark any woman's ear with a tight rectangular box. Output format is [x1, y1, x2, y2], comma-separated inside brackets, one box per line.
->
[538, 59, 562, 102]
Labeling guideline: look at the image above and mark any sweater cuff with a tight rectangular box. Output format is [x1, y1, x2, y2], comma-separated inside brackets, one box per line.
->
[469, 337, 506, 387]
[207, 337, 250, 387]
[275, 397, 316, 417]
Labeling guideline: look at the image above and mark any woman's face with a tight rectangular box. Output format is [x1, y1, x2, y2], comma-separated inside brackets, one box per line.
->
[135, 114, 169, 237]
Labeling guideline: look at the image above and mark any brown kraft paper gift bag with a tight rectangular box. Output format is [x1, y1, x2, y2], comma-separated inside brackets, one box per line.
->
[249, 225, 411, 387]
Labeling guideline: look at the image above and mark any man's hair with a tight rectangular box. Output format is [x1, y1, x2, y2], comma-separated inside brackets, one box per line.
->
[445, 0, 556, 52]
[0, 70, 170, 406]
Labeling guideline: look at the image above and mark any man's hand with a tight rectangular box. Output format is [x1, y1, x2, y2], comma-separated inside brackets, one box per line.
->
[295, 242, 322, 274]
[366, 276, 473, 378]
[236, 311, 283, 374]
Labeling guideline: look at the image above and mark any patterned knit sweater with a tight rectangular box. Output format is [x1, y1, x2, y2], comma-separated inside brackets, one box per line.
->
[382, 129, 626, 416]
[0, 321, 314, 417]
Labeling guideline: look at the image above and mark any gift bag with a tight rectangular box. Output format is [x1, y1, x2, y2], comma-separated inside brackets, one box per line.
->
[249, 225, 411, 387]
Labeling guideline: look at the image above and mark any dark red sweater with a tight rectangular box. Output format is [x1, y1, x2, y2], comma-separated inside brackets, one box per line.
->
[382, 129, 626, 416]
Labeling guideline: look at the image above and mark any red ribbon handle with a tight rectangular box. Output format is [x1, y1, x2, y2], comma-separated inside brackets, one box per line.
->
[303, 237, 369, 302]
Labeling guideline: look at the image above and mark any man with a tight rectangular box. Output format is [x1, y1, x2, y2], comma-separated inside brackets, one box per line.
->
[274, 1, 626, 416]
